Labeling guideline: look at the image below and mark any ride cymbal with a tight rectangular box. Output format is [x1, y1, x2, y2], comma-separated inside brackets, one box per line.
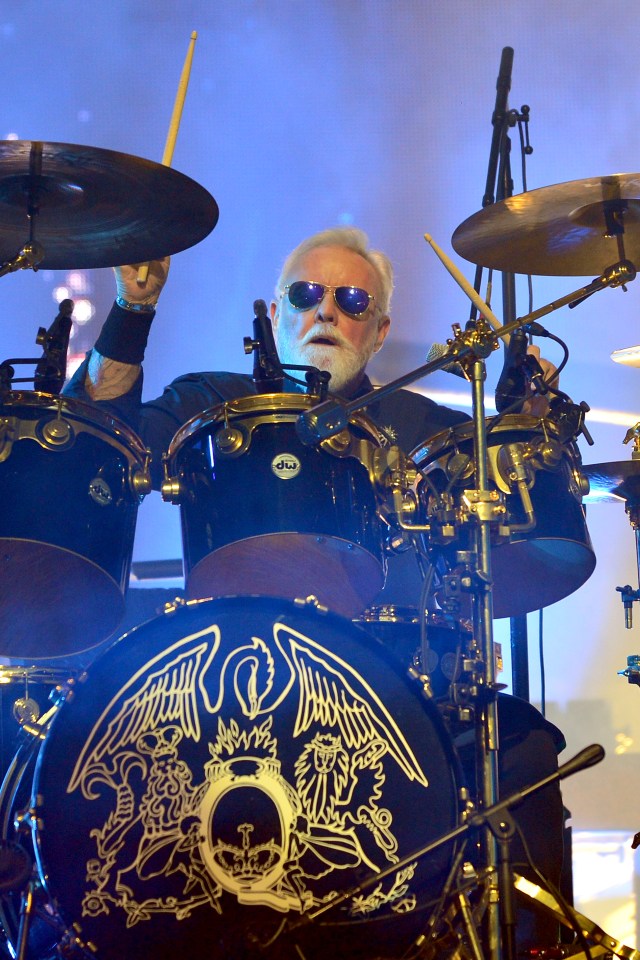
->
[452, 173, 640, 276]
[0, 140, 218, 269]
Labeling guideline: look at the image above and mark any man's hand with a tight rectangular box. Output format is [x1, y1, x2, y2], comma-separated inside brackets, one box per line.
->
[522, 343, 558, 417]
[114, 257, 170, 306]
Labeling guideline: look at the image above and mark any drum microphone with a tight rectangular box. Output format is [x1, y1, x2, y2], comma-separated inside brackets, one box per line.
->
[426, 342, 467, 379]
[248, 299, 284, 393]
[34, 298, 74, 394]
[494, 326, 528, 413]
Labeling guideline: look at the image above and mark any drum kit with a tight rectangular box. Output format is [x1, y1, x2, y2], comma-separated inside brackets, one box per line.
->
[0, 137, 636, 960]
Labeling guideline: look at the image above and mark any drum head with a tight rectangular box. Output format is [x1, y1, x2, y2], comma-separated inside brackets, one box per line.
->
[33, 597, 461, 960]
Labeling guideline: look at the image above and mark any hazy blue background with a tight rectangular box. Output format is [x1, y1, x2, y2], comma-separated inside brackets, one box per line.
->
[1, 0, 639, 863]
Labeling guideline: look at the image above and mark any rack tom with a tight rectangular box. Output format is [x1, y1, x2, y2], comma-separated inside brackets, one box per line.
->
[163, 394, 390, 617]
[411, 415, 595, 618]
[0, 391, 150, 659]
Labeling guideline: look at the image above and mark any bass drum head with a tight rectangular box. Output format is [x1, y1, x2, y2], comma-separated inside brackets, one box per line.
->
[33, 596, 462, 960]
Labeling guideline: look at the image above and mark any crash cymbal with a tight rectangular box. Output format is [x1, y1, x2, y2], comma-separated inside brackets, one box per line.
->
[611, 345, 640, 368]
[583, 460, 640, 502]
[0, 140, 218, 269]
[452, 173, 640, 276]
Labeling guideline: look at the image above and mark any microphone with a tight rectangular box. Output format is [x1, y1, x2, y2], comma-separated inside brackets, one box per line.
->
[34, 298, 74, 394]
[426, 342, 467, 379]
[296, 397, 349, 446]
[495, 326, 528, 412]
[556, 743, 605, 781]
[249, 299, 284, 393]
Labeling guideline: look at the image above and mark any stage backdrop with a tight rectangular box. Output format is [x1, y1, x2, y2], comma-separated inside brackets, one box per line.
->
[0, 0, 639, 939]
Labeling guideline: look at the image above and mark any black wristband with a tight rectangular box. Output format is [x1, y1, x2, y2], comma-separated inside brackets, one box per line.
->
[94, 301, 155, 364]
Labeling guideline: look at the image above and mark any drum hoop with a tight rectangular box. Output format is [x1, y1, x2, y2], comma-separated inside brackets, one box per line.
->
[410, 413, 560, 467]
[2, 391, 148, 462]
[167, 391, 389, 458]
[360, 605, 473, 633]
[0, 665, 73, 684]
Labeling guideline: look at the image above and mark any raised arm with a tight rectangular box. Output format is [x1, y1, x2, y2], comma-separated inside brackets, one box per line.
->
[84, 257, 170, 400]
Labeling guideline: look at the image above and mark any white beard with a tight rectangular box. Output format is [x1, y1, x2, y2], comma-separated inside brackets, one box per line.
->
[275, 327, 374, 395]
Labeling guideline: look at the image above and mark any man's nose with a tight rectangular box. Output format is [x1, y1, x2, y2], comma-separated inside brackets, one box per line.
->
[316, 289, 337, 323]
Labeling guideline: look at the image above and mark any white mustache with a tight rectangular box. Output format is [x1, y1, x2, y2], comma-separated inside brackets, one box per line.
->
[302, 327, 350, 348]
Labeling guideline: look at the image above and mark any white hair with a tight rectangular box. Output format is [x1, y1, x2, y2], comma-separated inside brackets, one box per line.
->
[275, 227, 394, 317]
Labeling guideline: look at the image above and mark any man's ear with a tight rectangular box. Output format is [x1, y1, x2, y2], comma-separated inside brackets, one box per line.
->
[270, 300, 279, 330]
[373, 315, 391, 353]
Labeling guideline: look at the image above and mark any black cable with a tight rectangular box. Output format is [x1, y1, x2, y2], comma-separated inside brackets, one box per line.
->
[513, 819, 593, 960]
[400, 842, 471, 960]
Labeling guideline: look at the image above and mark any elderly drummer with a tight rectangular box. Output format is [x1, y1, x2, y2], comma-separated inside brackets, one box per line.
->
[70, 226, 554, 468]
[64, 226, 565, 951]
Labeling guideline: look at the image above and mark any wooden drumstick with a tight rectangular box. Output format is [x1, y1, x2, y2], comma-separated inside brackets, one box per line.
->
[423, 233, 508, 343]
[137, 30, 198, 284]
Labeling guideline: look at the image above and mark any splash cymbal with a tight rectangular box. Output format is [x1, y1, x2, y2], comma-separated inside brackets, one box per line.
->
[0, 140, 218, 269]
[583, 460, 640, 502]
[452, 173, 640, 276]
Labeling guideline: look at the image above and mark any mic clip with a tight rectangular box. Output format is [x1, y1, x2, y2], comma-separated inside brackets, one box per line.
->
[547, 395, 593, 446]
[34, 299, 74, 395]
[245, 299, 284, 394]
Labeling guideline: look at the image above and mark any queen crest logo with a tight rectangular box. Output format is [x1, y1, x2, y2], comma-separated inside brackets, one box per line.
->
[66, 619, 428, 926]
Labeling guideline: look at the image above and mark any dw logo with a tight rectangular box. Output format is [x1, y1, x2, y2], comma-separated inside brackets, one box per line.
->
[271, 453, 302, 479]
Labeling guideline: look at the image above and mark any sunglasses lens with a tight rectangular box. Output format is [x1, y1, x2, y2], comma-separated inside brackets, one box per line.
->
[335, 286, 370, 315]
[287, 281, 324, 310]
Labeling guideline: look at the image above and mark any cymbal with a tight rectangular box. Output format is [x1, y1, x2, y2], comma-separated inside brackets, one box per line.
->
[452, 173, 640, 276]
[583, 460, 640, 502]
[0, 140, 218, 269]
[611, 345, 640, 368]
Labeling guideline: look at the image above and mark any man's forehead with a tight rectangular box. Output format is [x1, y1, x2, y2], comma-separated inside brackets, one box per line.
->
[286, 245, 377, 285]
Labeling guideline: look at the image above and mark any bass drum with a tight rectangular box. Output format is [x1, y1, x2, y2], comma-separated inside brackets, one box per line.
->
[14, 597, 463, 960]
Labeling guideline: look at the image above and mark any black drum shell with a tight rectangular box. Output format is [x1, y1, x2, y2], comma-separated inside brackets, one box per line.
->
[0, 392, 147, 659]
[26, 596, 462, 960]
[411, 415, 596, 618]
[356, 606, 472, 701]
[166, 395, 387, 617]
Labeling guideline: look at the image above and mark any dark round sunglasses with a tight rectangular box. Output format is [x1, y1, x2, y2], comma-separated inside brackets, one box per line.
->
[283, 280, 375, 318]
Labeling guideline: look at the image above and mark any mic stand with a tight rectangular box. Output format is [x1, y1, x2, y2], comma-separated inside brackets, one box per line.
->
[284, 744, 605, 959]
[296, 260, 635, 448]
[494, 67, 530, 705]
[34, 299, 73, 394]
[243, 300, 331, 400]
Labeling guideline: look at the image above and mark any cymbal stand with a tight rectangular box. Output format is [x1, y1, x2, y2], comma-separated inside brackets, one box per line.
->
[0, 142, 45, 280]
[465, 354, 503, 959]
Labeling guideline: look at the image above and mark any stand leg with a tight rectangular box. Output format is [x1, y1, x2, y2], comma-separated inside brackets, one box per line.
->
[16, 879, 34, 960]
